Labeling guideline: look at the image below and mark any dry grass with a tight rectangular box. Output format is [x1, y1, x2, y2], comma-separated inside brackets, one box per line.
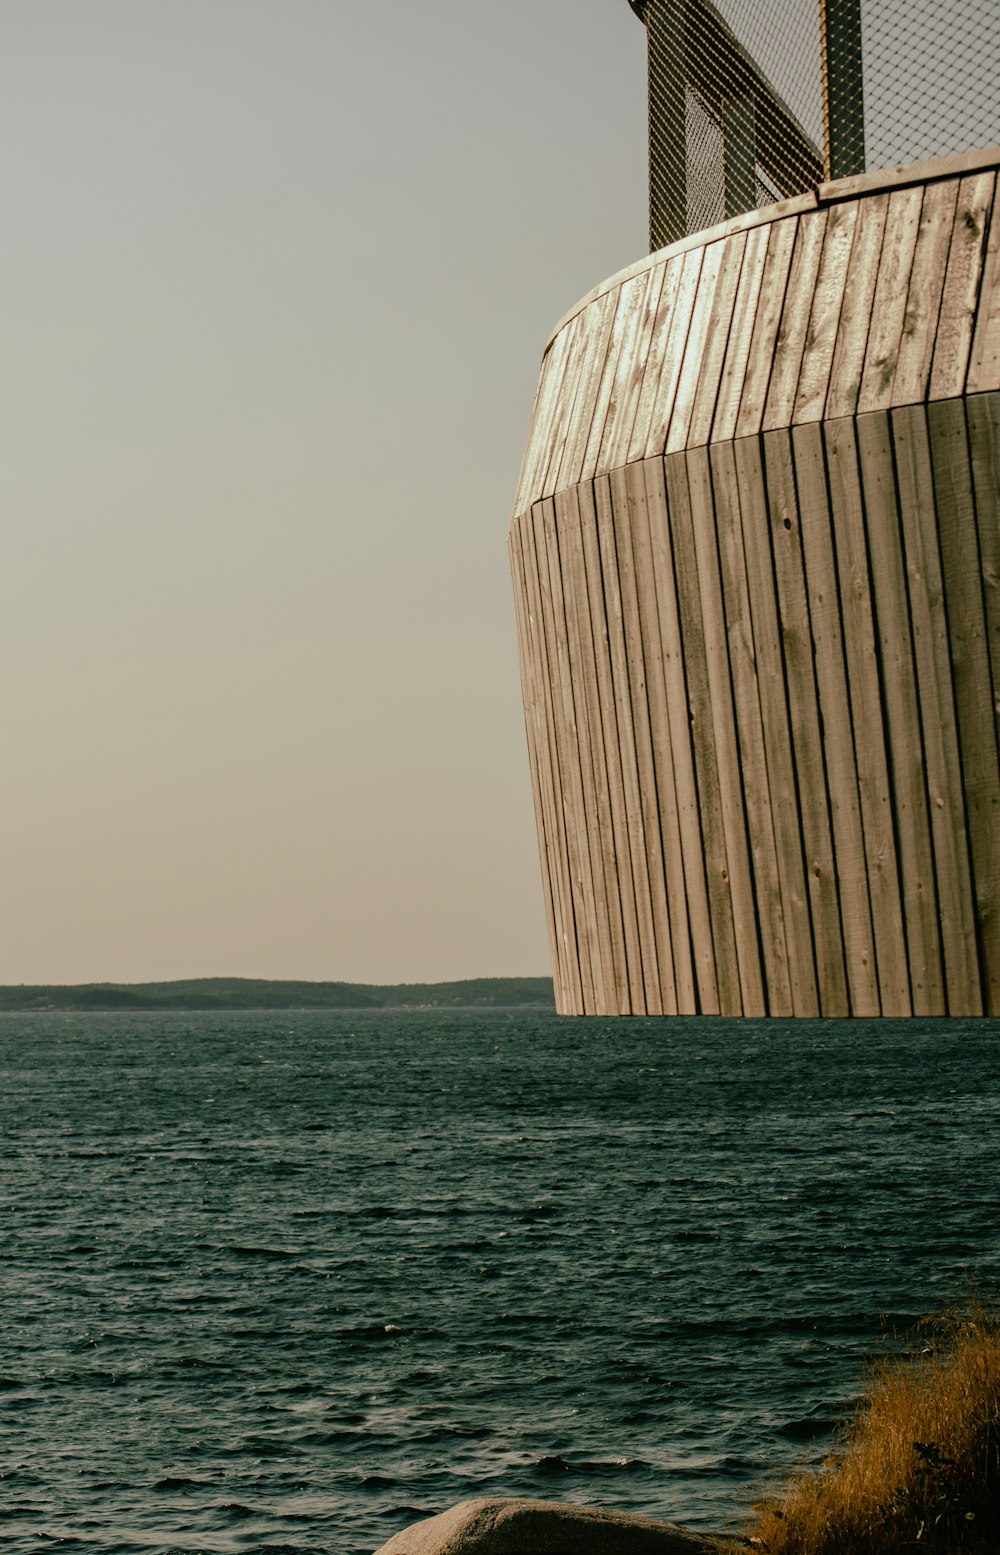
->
[750, 1307, 1000, 1553]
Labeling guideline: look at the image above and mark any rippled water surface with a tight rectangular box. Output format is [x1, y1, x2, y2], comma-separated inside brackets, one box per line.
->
[3, 1009, 999, 1553]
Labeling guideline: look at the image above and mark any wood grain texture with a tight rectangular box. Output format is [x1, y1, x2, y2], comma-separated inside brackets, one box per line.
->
[735, 217, 799, 438]
[761, 430, 849, 1014]
[927, 399, 1000, 1014]
[663, 451, 742, 1012]
[510, 154, 1000, 1015]
[601, 262, 667, 474]
[594, 474, 663, 1013]
[644, 461, 720, 1011]
[968, 176, 1000, 392]
[553, 288, 619, 496]
[856, 184, 924, 415]
[712, 223, 770, 442]
[856, 412, 944, 1013]
[515, 508, 582, 1012]
[630, 460, 697, 1010]
[891, 179, 960, 407]
[762, 210, 829, 431]
[892, 405, 981, 1014]
[686, 231, 749, 449]
[610, 465, 677, 1012]
[792, 422, 880, 1013]
[535, 498, 601, 1011]
[710, 439, 792, 1013]
[930, 172, 995, 400]
[559, 488, 622, 1020]
[663, 239, 727, 454]
[580, 274, 649, 484]
[686, 446, 765, 1013]
[641, 248, 705, 459]
[732, 435, 819, 1014]
[966, 394, 1000, 755]
[626, 254, 685, 463]
[579, 484, 648, 1013]
[508, 520, 567, 1006]
[822, 418, 911, 1012]
[793, 199, 858, 423]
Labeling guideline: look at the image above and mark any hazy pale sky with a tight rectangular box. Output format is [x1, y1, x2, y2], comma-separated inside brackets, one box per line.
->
[2, 0, 646, 985]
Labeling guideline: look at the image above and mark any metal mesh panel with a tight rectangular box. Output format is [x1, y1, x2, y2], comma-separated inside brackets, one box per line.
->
[632, 0, 1000, 250]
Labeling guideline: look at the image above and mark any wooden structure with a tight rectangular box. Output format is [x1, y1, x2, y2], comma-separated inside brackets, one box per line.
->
[509, 148, 1000, 1017]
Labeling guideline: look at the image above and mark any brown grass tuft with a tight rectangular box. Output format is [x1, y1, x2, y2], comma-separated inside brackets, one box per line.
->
[750, 1306, 1000, 1553]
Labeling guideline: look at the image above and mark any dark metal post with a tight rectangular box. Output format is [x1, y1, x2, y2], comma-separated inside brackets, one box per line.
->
[723, 94, 756, 217]
[820, 0, 865, 180]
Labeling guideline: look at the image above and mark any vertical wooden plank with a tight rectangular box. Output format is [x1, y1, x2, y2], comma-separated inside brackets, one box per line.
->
[762, 209, 829, 432]
[580, 483, 648, 1014]
[515, 507, 584, 1013]
[928, 399, 1000, 1015]
[630, 461, 698, 1012]
[601, 261, 667, 475]
[643, 462, 720, 1012]
[823, 418, 911, 1012]
[792, 423, 880, 1014]
[553, 287, 620, 496]
[537, 310, 589, 500]
[761, 430, 849, 1015]
[712, 223, 769, 444]
[735, 217, 799, 439]
[710, 440, 792, 1013]
[930, 171, 996, 401]
[856, 413, 945, 1014]
[514, 323, 573, 519]
[560, 487, 633, 1014]
[534, 498, 599, 1011]
[612, 465, 678, 1013]
[640, 247, 705, 459]
[893, 405, 981, 1014]
[593, 268, 656, 478]
[543, 496, 613, 1012]
[663, 451, 743, 1014]
[579, 274, 650, 484]
[857, 184, 924, 414]
[890, 179, 960, 408]
[664, 239, 727, 454]
[554, 488, 621, 1012]
[508, 520, 568, 1008]
[825, 192, 889, 421]
[686, 447, 766, 1014]
[627, 254, 685, 463]
[820, 0, 865, 181]
[594, 475, 663, 1014]
[686, 231, 750, 450]
[793, 200, 859, 424]
[967, 178, 1000, 393]
[733, 435, 819, 1015]
[966, 393, 1000, 754]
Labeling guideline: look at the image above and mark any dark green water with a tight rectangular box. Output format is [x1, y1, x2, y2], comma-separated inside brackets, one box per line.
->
[2, 1010, 998, 1553]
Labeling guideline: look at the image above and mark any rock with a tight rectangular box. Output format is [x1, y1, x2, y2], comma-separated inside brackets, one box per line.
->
[372, 1496, 739, 1554]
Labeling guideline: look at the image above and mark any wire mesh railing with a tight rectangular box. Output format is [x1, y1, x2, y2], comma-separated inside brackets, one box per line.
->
[629, 0, 1000, 249]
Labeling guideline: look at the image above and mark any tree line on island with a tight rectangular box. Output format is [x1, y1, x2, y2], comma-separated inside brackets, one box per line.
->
[0, 977, 555, 1012]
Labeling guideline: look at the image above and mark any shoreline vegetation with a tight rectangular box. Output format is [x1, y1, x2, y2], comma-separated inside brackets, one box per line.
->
[0, 976, 556, 1013]
[750, 1306, 1000, 1553]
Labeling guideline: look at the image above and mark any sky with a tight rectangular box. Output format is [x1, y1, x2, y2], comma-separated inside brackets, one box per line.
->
[2, 0, 647, 986]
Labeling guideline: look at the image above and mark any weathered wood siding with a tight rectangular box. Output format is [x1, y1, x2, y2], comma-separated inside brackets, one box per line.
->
[510, 148, 1000, 1016]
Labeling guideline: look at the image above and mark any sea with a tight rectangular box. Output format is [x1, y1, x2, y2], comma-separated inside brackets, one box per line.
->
[2, 1008, 999, 1554]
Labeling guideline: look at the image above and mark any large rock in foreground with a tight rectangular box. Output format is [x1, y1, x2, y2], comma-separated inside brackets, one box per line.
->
[373, 1497, 737, 1554]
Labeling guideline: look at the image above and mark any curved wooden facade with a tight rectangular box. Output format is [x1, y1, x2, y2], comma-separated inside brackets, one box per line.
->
[509, 148, 1000, 1017]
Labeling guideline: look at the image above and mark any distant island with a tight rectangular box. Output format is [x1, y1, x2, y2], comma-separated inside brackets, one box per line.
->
[0, 977, 555, 1013]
